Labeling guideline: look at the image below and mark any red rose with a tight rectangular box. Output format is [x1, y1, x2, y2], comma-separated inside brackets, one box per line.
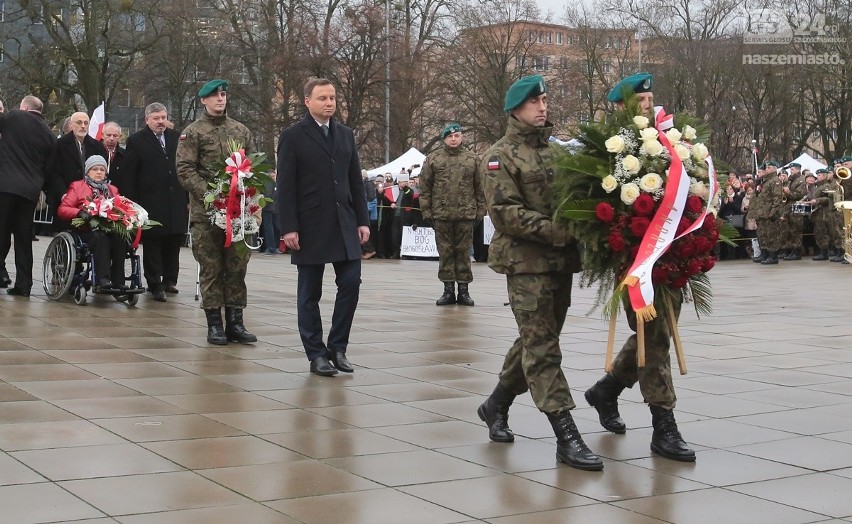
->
[246, 187, 257, 197]
[694, 237, 713, 253]
[676, 217, 691, 235]
[676, 240, 695, 258]
[630, 216, 650, 237]
[672, 275, 689, 288]
[630, 245, 640, 260]
[687, 195, 704, 213]
[608, 232, 626, 252]
[595, 202, 615, 223]
[703, 214, 716, 231]
[702, 257, 716, 272]
[652, 266, 669, 284]
[633, 194, 655, 216]
[686, 259, 703, 276]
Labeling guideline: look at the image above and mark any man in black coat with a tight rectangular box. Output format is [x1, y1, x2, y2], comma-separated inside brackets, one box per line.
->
[120, 102, 188, 302]
[0, 96, 57, 296]
[101, 121, 126, 188]
[277, 78, 370, 377]
[47, 111, 107, 230]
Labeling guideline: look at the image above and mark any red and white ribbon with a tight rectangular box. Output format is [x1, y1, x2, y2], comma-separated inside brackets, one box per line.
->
[223, 149, 252, 247]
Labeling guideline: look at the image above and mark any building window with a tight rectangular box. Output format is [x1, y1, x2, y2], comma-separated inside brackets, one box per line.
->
[533, 56, 550, 71]
[556, 32, 563, 44]
[527, 30, 534, 43]
[602, 63, 612, 74]
[546, 32, 552, 44]
[0, 1, 5, 23]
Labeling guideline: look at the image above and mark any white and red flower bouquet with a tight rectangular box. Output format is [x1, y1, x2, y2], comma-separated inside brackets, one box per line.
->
[203, 139, 272, 252]
[72, 195, 160, 246]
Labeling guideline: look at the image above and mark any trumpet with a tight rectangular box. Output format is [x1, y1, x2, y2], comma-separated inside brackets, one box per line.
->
[836, 166, 851, 180]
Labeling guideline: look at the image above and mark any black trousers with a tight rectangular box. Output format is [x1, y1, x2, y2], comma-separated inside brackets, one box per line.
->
[142, 233, 184, 291]
[0, 193, 36, 291]
[296, 259, 361, 362]
[81, 230, 126, 286]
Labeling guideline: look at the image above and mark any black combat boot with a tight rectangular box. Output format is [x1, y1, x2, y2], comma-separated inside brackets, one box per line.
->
[777, 249, 789, 259]
[456, 282, 474, 306]
[584, 374, 627, 434]
[225, 307, 258, 343]
[649, 405, 695, 462]
[547, 410, 603, 470]
[752, 251, 766, 263]
[435, 282, 456, 306]
[830, 249, 845, 262]
[477, 383, 516, 442]
[761, 251, 778, 264]
[204, 308, 228, 345]
[812, 249, 829, 261]
[784, 248, 801, 260]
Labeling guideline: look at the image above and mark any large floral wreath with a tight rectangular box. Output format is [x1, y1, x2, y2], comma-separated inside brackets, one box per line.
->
[553, 96, 736, 324]
[203, 139, 272, 252]
[71, 195, 160, 247]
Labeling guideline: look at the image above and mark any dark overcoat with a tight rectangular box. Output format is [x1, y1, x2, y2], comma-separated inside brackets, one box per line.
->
[48, 132, 108, 200]
[0, 109, 56, 203]
[120, 127, 188, 236]
[276, 113, 368, 265]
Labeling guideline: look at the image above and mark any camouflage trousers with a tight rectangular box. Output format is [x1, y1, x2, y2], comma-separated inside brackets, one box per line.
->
[610, 296, 681, 410]
[190, 222, 251, 309]
[433, 220, 474, 283]
[498, 272, 575, 414]
[755, 217, 784, 251]
[783, 213, 805, 250]
[812, 213, 841, 250]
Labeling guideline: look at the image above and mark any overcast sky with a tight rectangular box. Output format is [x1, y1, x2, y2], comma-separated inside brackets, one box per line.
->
[537, 0, 568, 20]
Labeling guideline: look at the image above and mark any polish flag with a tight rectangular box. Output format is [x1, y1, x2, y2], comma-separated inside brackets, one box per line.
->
[88, 102, 105, 140]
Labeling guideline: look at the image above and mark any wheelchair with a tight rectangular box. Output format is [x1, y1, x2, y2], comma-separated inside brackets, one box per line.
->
[42, 231, 145, 306]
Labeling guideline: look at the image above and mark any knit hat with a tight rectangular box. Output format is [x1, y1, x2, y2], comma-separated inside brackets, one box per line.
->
[84, 155, 108, 174]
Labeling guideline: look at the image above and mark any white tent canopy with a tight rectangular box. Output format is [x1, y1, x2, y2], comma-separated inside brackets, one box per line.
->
[367, 148, 426, 179]
[784, 153, 827, 174]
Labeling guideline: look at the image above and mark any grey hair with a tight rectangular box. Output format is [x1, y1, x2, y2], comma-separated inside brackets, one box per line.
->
[145, 102, 168, 116]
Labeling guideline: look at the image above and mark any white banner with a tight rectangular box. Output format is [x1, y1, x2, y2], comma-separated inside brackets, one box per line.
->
[400, 226, 439, 257]
[483, 216, 494, 245]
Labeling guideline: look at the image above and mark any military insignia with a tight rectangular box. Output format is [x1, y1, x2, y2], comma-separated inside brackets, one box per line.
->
[179, 134, 187, 141]
[487, 157, 501, 170]
[642, 78, 651, 89]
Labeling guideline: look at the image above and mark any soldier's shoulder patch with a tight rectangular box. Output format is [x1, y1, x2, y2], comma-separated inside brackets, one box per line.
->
[179, 134, 187, 141]
[487, 156, 501, 170]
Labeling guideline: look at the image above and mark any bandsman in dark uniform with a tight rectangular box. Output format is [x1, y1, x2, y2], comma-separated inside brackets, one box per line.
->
[176, 79, 257, 345]
[419, 122, 484, 306]
[476, 75, 602, 470]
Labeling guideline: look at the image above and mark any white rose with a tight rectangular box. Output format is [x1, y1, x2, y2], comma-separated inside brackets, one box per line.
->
[621, 155, 641, 174]
[605, 135, 626, 154]
[665, 128, 682, 143]
[642, 139, 664, 157]
[639, 172, 663, 192]
[601, 175, 619, 193]
[633, 115, 649, 129]
[674, 144, 691, 160]
[621, 183, 641, 205]
[692, 143, 709, 161]
[689, 180, 708, 197]
[682, 125, 697, 141]
[639, 128, 659, 142]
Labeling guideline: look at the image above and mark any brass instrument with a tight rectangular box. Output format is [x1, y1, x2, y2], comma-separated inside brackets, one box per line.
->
[836, 166, 851, 180]
[835, 200, 852, 263]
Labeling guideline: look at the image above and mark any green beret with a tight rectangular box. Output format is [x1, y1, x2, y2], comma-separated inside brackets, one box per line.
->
[789, 162, 801, 168]
[758, 163, 767, 169]
[441, 123, 462, 139]
[504, 75, 547, 112]
[816, 168, 829, 174]
[198, 79, 228, 98]
[842, 155, 852, 163]
[766, 160, 780, 167]
[607, 72, 653, 103]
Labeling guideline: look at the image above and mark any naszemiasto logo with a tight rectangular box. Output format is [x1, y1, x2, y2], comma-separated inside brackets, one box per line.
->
[744, 8, 847, 45]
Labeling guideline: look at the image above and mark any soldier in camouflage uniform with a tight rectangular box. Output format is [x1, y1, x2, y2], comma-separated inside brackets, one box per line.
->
[750, 161, 786, 264]
[833, 156, 852, 263]
[781, 163, 806, 260]
[419, 122, 484, 306]
[475, 75, 602, 471]
[807, 169, 840, 260]
[176, 79, 257, 346]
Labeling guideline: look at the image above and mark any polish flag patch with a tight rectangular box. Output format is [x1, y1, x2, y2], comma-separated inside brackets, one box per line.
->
[487, 158, 501, 170]
[179, 134, 187, 141]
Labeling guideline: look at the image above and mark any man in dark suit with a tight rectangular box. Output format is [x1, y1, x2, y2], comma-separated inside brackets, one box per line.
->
[121, 102, 188, 302]
[101, 121, 126, 188]
[0, 96, 57, 296]
[277, 78, 370, 377]
[47, 111, 107, 230]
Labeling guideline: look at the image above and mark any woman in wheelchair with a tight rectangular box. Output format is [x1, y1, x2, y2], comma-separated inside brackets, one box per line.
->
[57, 155, 127, 291]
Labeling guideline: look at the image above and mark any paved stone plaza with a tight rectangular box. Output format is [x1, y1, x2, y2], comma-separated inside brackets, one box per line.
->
[1, 238, 852, 523]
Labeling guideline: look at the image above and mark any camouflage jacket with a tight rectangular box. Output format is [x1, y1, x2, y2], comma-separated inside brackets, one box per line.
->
[784, 172, 806, 214]
[419, 144, 484, 221]
[481, 116, 580, 275]
[750, 172, 784, 220]
[176, 111, 255, 224]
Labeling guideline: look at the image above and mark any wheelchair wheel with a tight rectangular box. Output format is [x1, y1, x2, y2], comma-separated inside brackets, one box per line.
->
[73, 285, 87, 305]
[43, 232, 78, 301]
[126, 293, 139, 306]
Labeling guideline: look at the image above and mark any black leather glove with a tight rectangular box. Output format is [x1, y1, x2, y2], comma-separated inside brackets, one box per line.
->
[77, 210, 91, 222]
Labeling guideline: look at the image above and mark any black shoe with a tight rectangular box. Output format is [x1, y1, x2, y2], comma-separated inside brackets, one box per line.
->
[225, 307, 257, 343]
[456, 283, 475, 306]
[585, 374, 627, 434]
[477, 384, 516, 442]
[650, 405, 695, 462]
[812, 250, 829, 261]
[98, 278, 113, 290]
[784, 250, 801, 260]
[761, 251, 778, 264]
[164, 284, 179, 294]
[436, 282, 456, 306]
[0, 275, 11, 288]
[151, 290, 167, 302]
[6, 287, 30, 297]
[310, 356, 338, 376]
[204, 308, 228, 345]
[547, 410, 603, 471]
[328, 351, 354, 373]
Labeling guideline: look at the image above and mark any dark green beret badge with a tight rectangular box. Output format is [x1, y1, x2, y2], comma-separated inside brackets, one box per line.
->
[607, 72, 653, 103]
[504, 75, 547, 112]
[441, 123, 462, 139]
[198, 79, 228, 98]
